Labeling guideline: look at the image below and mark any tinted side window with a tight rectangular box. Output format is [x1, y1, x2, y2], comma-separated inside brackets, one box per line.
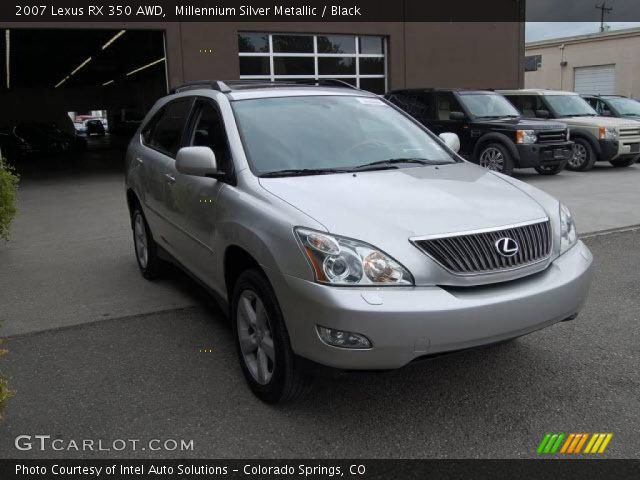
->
[147, 98, 192, 157]
[584, 97, 598, 110]
[388, 92, 432, 119]
[597, 100, 611, 115]
[141, 108, 164, 145]
[189, 101, 232, 174]
[436, 92, 464, 120]
[506, 95, 542, 117]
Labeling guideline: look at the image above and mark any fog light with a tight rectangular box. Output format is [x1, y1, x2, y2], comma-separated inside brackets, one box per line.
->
[317, 326, 372, 349]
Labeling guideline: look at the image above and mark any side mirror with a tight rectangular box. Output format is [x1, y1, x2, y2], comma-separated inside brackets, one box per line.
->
[601, 110, 612, 117]
[439, 132, 461, 153]
[449, 111, 466, 121]
[535, 109, 550, 119]
[176, 146, 218, 177]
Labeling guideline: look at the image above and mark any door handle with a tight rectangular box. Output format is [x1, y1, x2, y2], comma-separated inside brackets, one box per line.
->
[135, 157, 144, 166]
[164, 174, 176, 184]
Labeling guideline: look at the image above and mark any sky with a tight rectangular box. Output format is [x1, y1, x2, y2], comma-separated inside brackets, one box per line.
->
[526, 22, 640, 42]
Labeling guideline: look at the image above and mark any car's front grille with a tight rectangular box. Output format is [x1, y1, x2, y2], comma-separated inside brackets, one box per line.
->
[619, 127, 640, 139]
[412, 220, 552, 275]
[537, 130, 566, 143]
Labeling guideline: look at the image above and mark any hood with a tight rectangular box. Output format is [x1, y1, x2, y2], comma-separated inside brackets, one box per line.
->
[474, 118, 566, 130]
[561, 115, 640, 128]
[259, 163, 548, 245]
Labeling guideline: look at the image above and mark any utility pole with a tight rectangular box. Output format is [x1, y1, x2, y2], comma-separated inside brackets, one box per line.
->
[595, 2, 613, 33]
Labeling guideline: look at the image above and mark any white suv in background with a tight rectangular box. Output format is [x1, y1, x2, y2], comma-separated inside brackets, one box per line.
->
[501, 89, 640, 170]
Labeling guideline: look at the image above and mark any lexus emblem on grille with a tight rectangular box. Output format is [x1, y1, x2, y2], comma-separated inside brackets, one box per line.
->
[495, 237, 519, 257]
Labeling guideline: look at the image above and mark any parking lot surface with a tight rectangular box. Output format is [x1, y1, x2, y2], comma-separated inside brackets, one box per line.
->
[2, 161, 639, 337]
[515, 164, 640, 234]
[1, 229, 639, 459]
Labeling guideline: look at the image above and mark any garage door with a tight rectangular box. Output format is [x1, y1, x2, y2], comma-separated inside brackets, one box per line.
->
[574, 65, 616, 95]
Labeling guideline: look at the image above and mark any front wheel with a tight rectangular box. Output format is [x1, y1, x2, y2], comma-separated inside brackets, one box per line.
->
[610, 157, 636, 168]
[535, 161, 567, 175]
[131, 206, 164, 279]
[232, 269, 310, 403]
[567, 138, 596, 171]
[477, 143, 514, 176]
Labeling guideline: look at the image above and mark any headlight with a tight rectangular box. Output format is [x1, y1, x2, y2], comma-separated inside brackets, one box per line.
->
[598, 127, 618, 140]
[516, 129, 537, 144]
[295, 228, 414, 286]
[559, 203, 577, 254]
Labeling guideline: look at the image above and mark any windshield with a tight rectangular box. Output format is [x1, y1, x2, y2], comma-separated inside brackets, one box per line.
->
[232, 96, 458, 176]
[459, 93, 520, 118]
[544, 95, 597, 117]
[608, 97, 640, 116]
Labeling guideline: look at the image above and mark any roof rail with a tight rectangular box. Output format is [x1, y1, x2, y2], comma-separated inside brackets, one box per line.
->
[285, 79, 360, 90]
[170, 80, 231, 94]
[170, 78, 362, 95]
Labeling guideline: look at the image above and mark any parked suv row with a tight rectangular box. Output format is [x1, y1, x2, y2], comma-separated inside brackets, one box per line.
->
[126, 80, 593, 403]
[385, 89, 573, 176]
[501, 89, 640, 170]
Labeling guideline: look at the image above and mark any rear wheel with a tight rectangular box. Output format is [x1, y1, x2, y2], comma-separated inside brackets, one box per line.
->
[535, 161, 567, 175]
[478, 143, 514, 176]
[232, 269, 310, 403]
[567, 138, 596, 171]
[132, 206, 164, 279]
[610, 157, 636, 168]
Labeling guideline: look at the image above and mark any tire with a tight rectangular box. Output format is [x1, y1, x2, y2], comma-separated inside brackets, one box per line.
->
[477, 143, 514, 176]
[131, 206, 164, 279]
[232, 269, 310, 404]
[609, 157, 636, 168]
[567, 138, 596, 171]
[535, 160, 567, 175]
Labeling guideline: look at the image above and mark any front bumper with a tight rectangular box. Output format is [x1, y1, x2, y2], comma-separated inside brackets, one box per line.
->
[275, 241, 593, 370]
[516, 141, 573, 168]
[599, 138, 640, 161]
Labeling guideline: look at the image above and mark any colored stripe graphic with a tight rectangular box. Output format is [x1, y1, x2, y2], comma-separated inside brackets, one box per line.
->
[585, 433, 614, 454]
[574, 433, 589, 454]
[537, 433, 565, 454]
[538, 433, 613, 454]
[537, 434, 552, 454]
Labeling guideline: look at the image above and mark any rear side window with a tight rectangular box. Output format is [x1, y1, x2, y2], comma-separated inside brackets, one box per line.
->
[143, 98, 193, 157]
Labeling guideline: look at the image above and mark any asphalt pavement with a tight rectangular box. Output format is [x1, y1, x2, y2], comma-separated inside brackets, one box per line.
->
[2, 161, 640, 337]
[1, 230, 638, 459]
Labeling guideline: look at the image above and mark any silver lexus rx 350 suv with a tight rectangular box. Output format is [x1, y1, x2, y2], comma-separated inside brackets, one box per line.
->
[125, 80, 593, 403]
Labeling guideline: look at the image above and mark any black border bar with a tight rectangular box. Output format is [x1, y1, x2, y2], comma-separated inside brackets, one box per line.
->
[2, 459, 640, 479]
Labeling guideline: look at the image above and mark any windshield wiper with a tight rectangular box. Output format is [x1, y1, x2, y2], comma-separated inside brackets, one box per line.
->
[351, 158, 449, 171]
[260, 168, 349, 178]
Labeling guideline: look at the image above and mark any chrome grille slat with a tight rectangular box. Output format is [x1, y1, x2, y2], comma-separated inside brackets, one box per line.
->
[413, 220, 552, 275]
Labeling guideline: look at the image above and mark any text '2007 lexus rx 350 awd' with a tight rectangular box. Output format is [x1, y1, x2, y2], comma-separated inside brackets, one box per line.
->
[125, 80, 593, 403]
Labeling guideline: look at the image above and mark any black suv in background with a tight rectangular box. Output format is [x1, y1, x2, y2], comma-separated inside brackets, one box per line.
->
[582, 95, 640, 121]
[385, 89, 573, 175]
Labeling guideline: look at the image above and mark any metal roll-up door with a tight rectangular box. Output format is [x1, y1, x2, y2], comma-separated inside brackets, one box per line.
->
[574, 65, 616, 95]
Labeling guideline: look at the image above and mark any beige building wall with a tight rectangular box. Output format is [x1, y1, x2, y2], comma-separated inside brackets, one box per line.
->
[525, 28, 640, 97]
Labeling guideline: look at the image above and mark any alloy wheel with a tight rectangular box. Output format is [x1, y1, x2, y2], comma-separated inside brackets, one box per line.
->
[569, 143, 587, 169]
[479, 147, 505, 172]
[237, 289, 276, 385]
[133, 213, 149, 269]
